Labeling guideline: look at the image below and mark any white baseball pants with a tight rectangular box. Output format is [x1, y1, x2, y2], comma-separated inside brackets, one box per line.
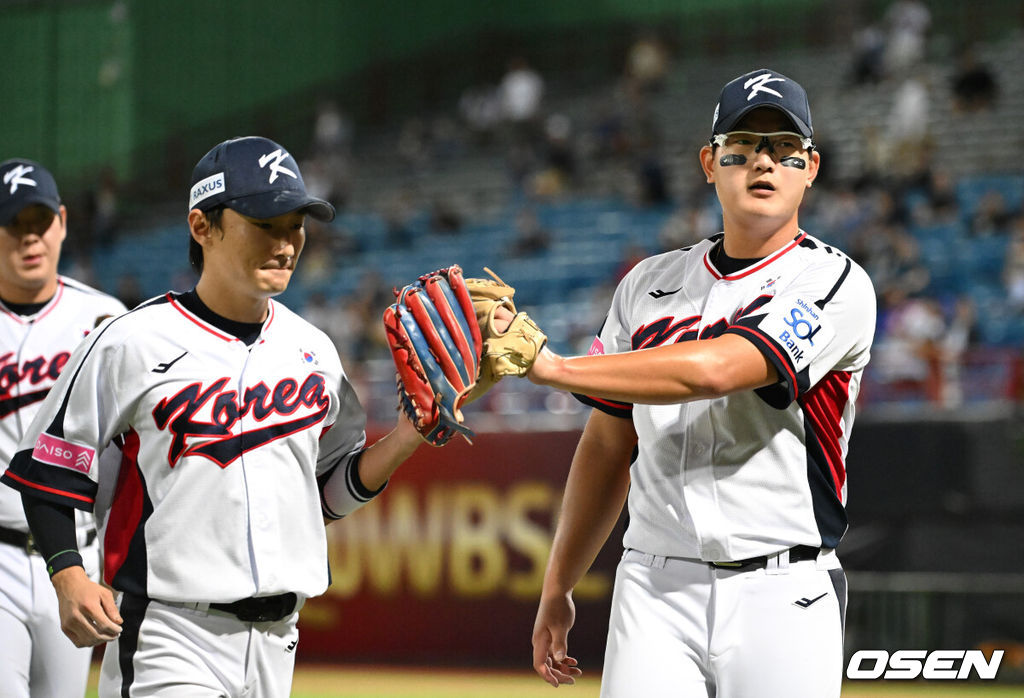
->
[0, 539, 99, 698]
[600, 548, 846, 698]
[99, 595, 301, 697]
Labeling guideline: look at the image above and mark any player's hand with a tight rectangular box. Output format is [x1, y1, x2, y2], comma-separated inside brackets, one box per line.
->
[532, 591, 582, 687]
[51, 566, 123, 647]
[526, 345, 561, 385]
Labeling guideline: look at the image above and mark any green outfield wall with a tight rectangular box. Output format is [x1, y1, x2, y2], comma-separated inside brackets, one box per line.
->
[1, 0, 1018, 195]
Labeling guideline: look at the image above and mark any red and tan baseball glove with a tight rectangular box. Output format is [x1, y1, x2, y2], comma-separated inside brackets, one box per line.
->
[383, 266, 483, 446]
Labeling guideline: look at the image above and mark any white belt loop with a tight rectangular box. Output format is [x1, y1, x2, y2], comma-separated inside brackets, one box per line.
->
[766, 549, 791, 576]
[182, 601, 211, 613]
[639, 552, 667, 569]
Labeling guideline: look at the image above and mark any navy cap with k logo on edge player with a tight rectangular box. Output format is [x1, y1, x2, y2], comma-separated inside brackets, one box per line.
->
[188, 136, 335, 222]
[711, 68, 813, 139]
[0, 158, 62, 226]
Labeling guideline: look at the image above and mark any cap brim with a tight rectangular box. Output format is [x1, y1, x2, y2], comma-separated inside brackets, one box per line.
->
[0, 194, 61, 226]
[716, 104, 812, 139]
[224, 190, 336, 222]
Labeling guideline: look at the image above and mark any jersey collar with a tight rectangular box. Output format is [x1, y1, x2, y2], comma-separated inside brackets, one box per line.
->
[703, 231, 806, 281]
[0, 279, 64, 324]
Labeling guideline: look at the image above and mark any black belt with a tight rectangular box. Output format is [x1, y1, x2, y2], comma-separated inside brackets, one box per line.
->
[0, 526, 97, 555]
[209, 592, 298, 623]
[709, 545, 822, 572]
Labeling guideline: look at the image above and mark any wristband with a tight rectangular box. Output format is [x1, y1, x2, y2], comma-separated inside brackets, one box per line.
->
[46, 549, 84, 577]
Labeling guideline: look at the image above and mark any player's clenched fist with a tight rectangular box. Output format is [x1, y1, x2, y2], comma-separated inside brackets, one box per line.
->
[51, 567, 122, 647]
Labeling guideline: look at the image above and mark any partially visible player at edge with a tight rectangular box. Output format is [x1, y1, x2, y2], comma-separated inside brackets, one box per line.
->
[0, 158, 126, 698]
[1, 137, 425, 697]
[528, 69, 876, 697]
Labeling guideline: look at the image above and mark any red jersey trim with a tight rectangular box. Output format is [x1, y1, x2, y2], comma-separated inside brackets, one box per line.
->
[168, 294, 238, 343]
[0, 279, 65, 324]
[1, 469, 94, 504]
[799, 371, 853, 497]
[703, 232, 807, 281]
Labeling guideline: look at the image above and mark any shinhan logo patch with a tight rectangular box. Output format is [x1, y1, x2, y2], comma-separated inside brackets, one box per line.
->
[588, 337, 605, 356]
[32, 433, 95, 475]
[4, 164, 37, 194]
[190, 172, 225, 208]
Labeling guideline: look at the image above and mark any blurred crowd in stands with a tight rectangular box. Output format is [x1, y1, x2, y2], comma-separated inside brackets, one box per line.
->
[65, 1, 1023, 415]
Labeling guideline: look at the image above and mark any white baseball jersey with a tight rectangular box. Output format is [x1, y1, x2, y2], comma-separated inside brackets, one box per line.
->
[579, 231, 876, 562]
[1, 292, 373, 603]
[0, 276, 126, 533]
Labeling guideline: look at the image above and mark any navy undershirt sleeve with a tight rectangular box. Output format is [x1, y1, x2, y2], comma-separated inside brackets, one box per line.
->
[22, 493, 83, 576]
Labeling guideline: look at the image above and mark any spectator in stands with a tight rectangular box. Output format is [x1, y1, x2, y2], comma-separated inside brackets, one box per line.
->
[624, 32, 670, 96]
[428, 195, 463, 234]
[498, 56, 546, 191]
[951, 44, 999, 114]
[499, 56, 544, 131]
[306, 101, 354, 210]
[658, 205, 711, 251]
[886, 72, 933, 180]
[397, 117, 432, 173]
[1004, 215, 1024, 314]
[872, 286, 946, 401]
[383, 187, 418, 246]
[115, 274, 144, 309]
[882, 0, 931, 76]
[860, 222, 930, 300]
[849, 22, 886, 86]
[510, 207, 552, 257]
[969, 190, 1014, 237]
[919, 167, 960, 224]
[458, 83, 503, 148]
[311, 100, 353, 157]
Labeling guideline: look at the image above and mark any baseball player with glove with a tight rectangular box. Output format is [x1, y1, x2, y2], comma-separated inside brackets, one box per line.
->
[0, 159, 126, 698]
[527, 69, 876, 697]
[1, 137, 426, 697]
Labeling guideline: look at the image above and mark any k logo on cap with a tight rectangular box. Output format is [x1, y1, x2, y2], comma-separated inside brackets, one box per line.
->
[711, 68, 814, 140]
[188, 136, 334, 222]
[0, 159, 62, 226]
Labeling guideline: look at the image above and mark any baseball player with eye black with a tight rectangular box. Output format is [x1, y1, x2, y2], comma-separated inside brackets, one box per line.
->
[1, 137, 426, 697]
[526, 69, 876, 696]
[0, 159, 127, 698]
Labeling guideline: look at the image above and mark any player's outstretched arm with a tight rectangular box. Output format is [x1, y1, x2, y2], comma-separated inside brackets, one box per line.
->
[50, 566, 122, 647]
[532, 409, 636, 687]
[528, 333, 777, 404]
[354, 410, 424, 492]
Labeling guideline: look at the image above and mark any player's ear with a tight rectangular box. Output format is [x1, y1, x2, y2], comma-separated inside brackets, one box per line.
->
[804, 150, 821, 188]
[699, 145, 716, 183]
[56, 204, 68, 243]
[188, 208, 212, 247]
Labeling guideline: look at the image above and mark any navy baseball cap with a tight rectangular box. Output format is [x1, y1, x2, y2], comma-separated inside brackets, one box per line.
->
[0, 159, 61, 226]
[188, 136, 335, 222]
[711, 69, 813, 138]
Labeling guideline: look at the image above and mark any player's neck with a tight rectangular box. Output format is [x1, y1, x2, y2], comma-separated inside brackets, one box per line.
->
[193, 278, 270, 324]
[0, 276, 59, 305]
[720, 215, 801, 258]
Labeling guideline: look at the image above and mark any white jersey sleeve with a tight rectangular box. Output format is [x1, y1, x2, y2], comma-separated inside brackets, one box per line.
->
[0, 277, 127, 533]
[725, 250, 876, 408]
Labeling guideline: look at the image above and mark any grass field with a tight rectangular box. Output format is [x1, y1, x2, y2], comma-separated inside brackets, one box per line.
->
[85, 664, 1022, 697]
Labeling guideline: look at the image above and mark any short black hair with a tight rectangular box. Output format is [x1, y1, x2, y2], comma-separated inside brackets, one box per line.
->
[189, 206, 225, 274]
